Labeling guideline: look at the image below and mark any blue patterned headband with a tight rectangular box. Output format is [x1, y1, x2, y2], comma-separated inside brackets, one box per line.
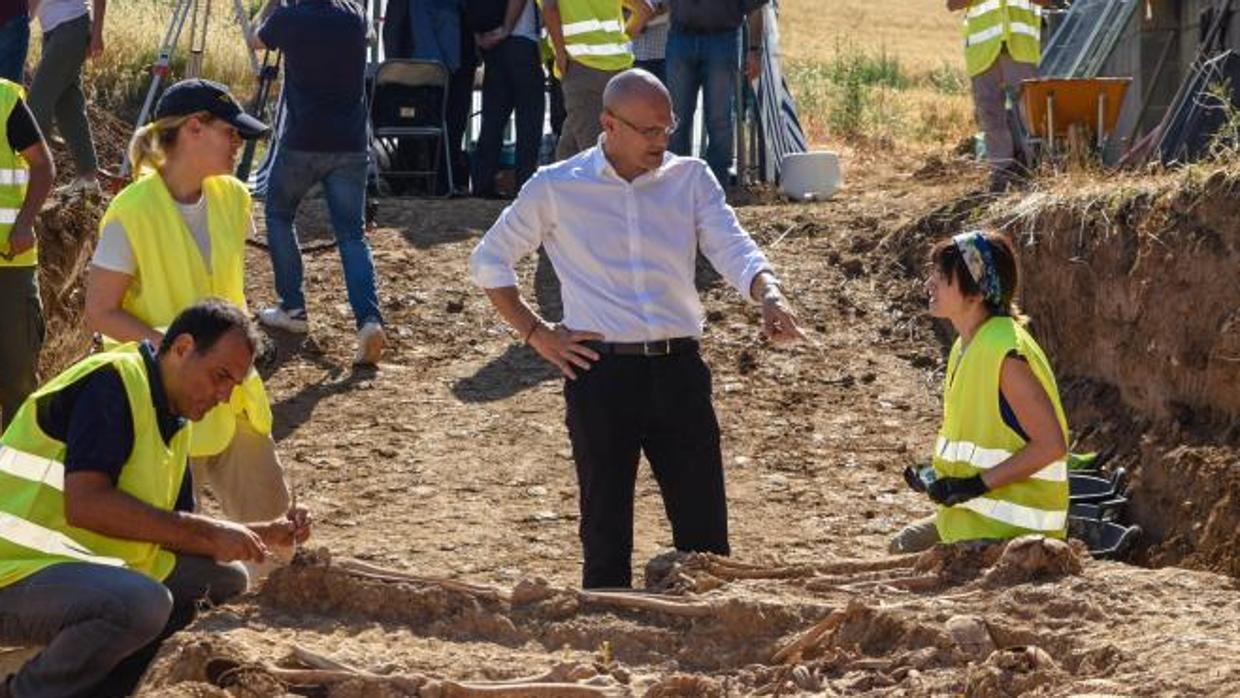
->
[952, 230, 1004, 311]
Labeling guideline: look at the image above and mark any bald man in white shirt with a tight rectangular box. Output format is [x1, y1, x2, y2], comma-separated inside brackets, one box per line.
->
[469, 69, 804, 589]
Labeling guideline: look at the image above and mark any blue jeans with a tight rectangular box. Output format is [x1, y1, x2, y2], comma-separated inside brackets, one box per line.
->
[0, 556, 246, 698]
[0, 14, 29, 82]
[264, 148, 382, 328]
[666, 26, 740, 185]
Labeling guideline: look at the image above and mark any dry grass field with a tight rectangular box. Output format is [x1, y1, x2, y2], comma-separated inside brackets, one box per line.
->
[780, 0, 963, 72]
[778, 0, 975, 149]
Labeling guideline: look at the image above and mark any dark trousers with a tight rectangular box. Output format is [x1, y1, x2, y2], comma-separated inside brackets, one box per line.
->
[564, 350, 729, 589]
[475, 36, 545, 196]
[0, 555, 247, 698]
[545, 59, 566, 138]
[444, 27, 477, 193]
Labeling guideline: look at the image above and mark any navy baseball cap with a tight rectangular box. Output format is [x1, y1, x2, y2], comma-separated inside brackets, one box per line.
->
[154, 79, 269, 139]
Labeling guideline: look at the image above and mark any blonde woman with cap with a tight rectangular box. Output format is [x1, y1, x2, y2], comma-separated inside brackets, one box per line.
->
[84, 79, 291, 560]
[892, 230, 1069, 551]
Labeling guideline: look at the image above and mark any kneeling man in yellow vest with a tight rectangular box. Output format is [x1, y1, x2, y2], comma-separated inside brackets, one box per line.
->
[0, 300, 311, 698]
[894, 230, 1069, 551]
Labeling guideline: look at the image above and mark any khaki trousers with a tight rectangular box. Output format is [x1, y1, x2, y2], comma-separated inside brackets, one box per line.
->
[971, 50, 1037, 171]
[190, 416, 292, 581]
[888, 514, 941, 555]
[555, 61, 620, 160]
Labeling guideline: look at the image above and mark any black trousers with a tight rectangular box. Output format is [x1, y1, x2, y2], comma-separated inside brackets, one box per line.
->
[444, 22, 477, 193]
[475, 36, 545, 196]
[564, 350, 730, 589]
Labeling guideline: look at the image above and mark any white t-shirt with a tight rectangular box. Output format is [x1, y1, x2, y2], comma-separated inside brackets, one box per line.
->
[512, 0, 538, 42]
[38, 0, 90, 34]
[92, 195, 215, 275]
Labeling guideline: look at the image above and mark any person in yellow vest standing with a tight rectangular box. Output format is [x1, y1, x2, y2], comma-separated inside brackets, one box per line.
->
[898, 230, 1069, 549]
[0, 300, 311, 698]
[0, 78, 54, 431]
[949, 0, 1050, 192]
[543, 0, 651, 159]
[82, 79, 292, 551]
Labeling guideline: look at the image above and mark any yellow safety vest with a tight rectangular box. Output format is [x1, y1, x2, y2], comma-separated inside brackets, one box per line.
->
[0, 79, 33, 268]
[0, 347, 190, 588]
[963, 0, 1041, 77]
[555, 0, 633, 76]
[98, 173, 272, 457]
[934, 316, 1069, 543]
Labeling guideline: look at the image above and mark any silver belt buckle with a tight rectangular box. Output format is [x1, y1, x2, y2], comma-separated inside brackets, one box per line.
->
[644, 339, 671, 356]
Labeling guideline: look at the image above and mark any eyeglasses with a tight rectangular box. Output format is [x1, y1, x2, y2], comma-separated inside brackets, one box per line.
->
[607, 110, 678, 139]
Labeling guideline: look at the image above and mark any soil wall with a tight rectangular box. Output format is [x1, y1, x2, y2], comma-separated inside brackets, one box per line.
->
[1002, 172, 1240, 576]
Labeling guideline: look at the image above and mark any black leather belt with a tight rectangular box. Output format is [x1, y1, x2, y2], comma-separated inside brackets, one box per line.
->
[584, 338, 699, 357]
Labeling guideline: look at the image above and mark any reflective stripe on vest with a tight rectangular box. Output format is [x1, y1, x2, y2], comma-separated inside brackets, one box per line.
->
[0, 79, 32, 267]
[0, 169, 28, 186]
[566, 42, 631, 57]
[956, 496, 1068, 532]
[562, 18, 624, 36]
[934, 316, 1069, 543]
[966, 0, 1033, 19]
[99, 174, 272, 456]
[0, 447, 65, 491]
[966, 22, 1040, 47]
[935, 437, 1067, 482]
[0, 510, 126, 567]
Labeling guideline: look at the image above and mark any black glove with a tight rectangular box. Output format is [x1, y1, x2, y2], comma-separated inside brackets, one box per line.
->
[903, 465, 927, 493]
[927, 474, 989, 506]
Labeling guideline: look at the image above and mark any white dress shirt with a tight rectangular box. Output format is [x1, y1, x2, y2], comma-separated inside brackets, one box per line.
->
[469, 142, 774, 343]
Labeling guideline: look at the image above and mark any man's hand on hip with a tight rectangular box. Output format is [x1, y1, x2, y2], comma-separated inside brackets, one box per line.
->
[761, 290, 806, 344]
[529, 324, 603, 380]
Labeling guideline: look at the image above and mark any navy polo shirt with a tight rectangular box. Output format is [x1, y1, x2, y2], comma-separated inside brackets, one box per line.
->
[37, 342, 195, 512]
[258, 0, 369, 153]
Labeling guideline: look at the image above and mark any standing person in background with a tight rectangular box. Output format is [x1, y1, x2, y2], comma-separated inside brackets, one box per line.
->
[0, 75, 53, 430]
[948, 0, 1048, 192]
[543, 0, 650, 160]
[473, 0, 545, 198]
[248, 0, 388, 365]
[665, 0, 765, 188]
[0, 0, 31, 82]
[632, 0, 668, 84]
[27, 0, 103, 197]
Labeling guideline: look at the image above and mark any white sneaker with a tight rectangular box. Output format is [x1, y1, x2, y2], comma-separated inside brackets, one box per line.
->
[354, 321, 386, 365]
[257, 306, 309, 334]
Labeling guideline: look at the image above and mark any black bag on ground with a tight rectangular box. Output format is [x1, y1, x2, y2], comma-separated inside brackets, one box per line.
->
[465, 0, 507, 34]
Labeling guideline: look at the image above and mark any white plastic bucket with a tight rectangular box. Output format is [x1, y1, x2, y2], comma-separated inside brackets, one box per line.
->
[780, 151, 843, 201]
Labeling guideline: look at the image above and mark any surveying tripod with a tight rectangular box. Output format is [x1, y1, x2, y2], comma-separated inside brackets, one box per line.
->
[119, 0, 281, 180]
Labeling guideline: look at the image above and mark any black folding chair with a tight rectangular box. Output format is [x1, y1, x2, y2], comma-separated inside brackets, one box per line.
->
[370, 59, 453, 195]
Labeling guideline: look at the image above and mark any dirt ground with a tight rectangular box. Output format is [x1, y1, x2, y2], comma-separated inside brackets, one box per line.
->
[28, 145, 1240, 695]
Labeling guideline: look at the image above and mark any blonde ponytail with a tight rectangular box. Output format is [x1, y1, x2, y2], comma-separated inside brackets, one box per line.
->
[126, 111, 213, 179]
